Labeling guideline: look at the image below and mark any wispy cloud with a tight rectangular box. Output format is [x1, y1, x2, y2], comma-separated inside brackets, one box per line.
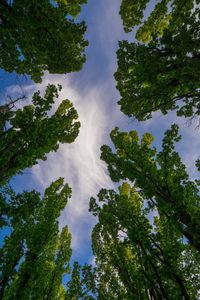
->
[30, 75, 114, 251]
[27, 0, 128, 252]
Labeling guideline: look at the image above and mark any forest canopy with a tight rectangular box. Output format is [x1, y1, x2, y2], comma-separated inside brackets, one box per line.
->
[0, 0, 88, 82]
[117, 0, 200, 120]
[0, 0, 200, 299]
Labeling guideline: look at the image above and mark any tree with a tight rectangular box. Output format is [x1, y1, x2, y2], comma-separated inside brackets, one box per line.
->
[0, 178, 72, 300]
[101, 125, 200, 252]
[119, 0, 196, 42]
[65, 262, 96, 300]
[116, 1, 200, 120]
[0, 0, 88, 82]
[0, 84, 80, 186]
[89, 183, 200, 299]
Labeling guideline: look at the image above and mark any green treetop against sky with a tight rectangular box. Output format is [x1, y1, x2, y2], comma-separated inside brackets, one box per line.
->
[0, 0, 199, 299]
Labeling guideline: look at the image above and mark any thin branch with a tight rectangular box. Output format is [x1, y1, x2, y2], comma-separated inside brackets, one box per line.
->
[0, 95, 26, 113]
[135, 92, 200, 120]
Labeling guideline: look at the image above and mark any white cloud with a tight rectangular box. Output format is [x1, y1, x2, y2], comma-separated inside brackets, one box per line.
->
[30, 75, 114, 250]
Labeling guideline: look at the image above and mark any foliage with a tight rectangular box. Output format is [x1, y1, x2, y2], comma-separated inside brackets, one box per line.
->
[0, 1, 199, 299]
[119, 0, 149, 33]
[115, 6, 200, 120]
[0, 178, 72, 300]
[119, 0, 196, 42]
[0, 0, 88, 82]
[101, 125, 200, 252]
[56, 0, 88, 18]
[0, 84, 80, 186]
[65, 262, 96, 299]
[90, 184, 200, 299]
[117, 1, 200, 121]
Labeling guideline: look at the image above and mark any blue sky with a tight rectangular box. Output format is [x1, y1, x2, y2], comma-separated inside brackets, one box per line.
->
[1, 0, 199, 266]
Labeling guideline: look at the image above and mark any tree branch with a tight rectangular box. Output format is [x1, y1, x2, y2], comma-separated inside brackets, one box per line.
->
[135, 92, 200, 120]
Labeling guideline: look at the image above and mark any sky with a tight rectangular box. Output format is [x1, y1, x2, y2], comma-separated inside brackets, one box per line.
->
[1, 0, 200, 265]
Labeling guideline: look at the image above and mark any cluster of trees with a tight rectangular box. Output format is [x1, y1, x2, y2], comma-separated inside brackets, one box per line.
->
[0, 0, 90, 299]
[88, 1, 200, 299]
[0, 0, 200, 299]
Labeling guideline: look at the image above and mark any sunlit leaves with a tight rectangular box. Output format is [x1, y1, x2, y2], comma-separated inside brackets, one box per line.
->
[90, 183, 200, 299]
[0, 84, 80, 185]
[101, 125, 200, 252]
[0, 179, 72, 299]
[117, 0, 200, 120]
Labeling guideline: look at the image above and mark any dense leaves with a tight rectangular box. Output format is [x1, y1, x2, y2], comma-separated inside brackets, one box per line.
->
[0, 0, 88, 82]
[90, 184, 200, 299]
[116, 1, 200, 120]
[87, 2, 200, 298]
[0, 178, 72, 299]
[1, 0, 200, 299]
[119, 0, 149, 33]
[65, 262, 96, 299]
[119, 0, 197, 42]
[0, 84, 80, 185]
[101, 125, 200, 252]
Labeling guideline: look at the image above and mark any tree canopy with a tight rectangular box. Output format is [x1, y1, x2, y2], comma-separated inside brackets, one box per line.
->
[101, 125, 200, 253]
[0, 84, 80, 185]
[0, 0, 88, 82]
[90, 183, 200, 299]
[116, 0, 200, 120]
[65, 262, 96, 299]
[119, 0, 196, 42]
[0, 179, 97, 299]
[0, 0, 200, 299]
[0, 178, 72, 300]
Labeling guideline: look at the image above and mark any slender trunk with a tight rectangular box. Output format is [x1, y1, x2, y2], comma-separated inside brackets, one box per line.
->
[143, 172, 200, 252]
[150, 238, 191, 300]
[172, 272, 191, 300]
[124, 155, 200, 253]
[137, 246, 162, 300]
[142, 247, 169, 300]
[155, 186, 200, 252]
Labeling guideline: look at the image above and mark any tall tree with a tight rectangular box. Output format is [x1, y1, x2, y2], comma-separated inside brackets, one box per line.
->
[90, 183, 200, 299]
[65, 262, 96, 300]
[116, 1, 200, 120]
[0, 84, 80, 185]
[0, 178, 72, 300]
[101, 125, 200, 252]
[0, 0, 88, 82]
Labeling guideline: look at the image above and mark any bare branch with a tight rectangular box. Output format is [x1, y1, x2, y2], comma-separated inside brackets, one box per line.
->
[0, 95, 26, 113]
